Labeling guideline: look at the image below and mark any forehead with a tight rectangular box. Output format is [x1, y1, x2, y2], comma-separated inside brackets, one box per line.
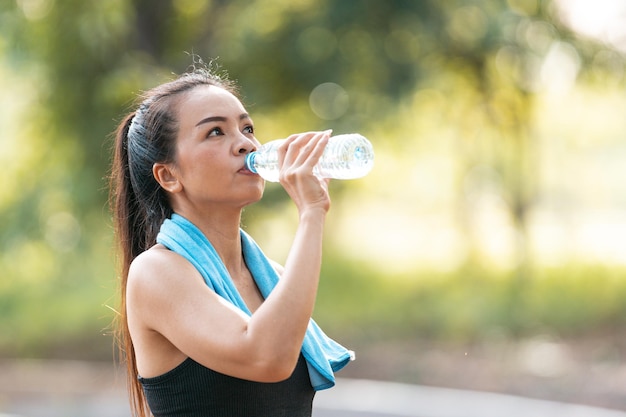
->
[177, 85, 246, 122]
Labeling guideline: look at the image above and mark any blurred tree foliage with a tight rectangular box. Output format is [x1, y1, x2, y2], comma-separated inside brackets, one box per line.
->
[0, 0, 624, 358]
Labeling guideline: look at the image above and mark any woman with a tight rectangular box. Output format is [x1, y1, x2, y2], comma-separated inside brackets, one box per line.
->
[110, 65, 353, 417]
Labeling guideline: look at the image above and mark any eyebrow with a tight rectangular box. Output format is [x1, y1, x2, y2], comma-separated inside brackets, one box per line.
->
[195, 113, 251, 127]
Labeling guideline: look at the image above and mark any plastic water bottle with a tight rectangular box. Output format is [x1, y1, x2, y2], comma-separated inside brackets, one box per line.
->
[245, 133, 374, 182]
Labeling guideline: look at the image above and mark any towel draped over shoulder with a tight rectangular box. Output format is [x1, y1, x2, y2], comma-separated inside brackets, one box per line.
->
[156, 213, 354, 390]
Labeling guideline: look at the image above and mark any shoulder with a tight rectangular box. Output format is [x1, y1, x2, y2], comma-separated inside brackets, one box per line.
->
[127, 245, 202, 302]
[130, 245, 191, 281]
[130, 244, 187, 274]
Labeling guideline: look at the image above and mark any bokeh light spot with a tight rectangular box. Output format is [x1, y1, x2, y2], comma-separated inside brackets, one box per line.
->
[16, 0, 54, 21]
[309, 82, 349, 120]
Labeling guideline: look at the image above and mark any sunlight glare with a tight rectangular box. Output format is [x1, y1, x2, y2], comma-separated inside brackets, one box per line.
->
[555, 0, 626, 53]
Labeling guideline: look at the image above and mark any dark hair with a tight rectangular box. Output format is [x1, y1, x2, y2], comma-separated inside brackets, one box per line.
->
[109, 64, 237, 417]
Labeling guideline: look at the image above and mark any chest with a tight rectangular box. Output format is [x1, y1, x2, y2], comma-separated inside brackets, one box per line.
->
[231, 269, 264, 313]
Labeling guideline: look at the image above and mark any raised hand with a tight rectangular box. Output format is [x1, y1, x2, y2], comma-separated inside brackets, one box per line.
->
[276, 130, 332, 216]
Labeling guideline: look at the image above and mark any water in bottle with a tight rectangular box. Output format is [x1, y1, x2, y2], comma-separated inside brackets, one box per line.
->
[245, 133, 374, 182]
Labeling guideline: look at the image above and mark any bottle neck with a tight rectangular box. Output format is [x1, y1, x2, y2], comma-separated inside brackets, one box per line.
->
[245, 152, 258, 173]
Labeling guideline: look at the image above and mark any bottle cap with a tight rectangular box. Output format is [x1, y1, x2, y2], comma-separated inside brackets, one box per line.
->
[245, 152, 258, 173]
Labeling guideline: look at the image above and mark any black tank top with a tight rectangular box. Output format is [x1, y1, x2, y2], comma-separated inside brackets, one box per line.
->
[139, 354, 315, 416]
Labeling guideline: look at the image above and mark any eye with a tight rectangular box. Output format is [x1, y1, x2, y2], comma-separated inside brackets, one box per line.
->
[243, 125, 254, 135]
[207, 127, 223, 137]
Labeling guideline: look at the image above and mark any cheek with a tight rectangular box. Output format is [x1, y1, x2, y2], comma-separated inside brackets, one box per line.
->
[177, 144, 229, 185]
[194, 155, 228, 183]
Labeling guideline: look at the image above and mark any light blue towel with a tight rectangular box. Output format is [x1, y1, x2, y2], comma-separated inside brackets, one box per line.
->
[156, 213, 354, 390]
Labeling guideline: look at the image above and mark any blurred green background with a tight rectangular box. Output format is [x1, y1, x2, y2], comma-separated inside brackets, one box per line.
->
[2, 0, 626, 408]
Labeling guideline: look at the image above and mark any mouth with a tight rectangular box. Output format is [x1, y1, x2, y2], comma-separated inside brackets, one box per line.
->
[238, 165, 256, 175]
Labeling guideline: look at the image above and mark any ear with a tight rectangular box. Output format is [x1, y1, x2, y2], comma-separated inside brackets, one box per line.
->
[153, 163, 183, 193]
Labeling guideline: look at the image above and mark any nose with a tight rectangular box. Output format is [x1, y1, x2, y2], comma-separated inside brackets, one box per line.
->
[237, 136, 257, 155]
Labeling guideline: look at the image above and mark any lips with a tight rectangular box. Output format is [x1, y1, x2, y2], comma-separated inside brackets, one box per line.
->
[238, 164, 255, 175]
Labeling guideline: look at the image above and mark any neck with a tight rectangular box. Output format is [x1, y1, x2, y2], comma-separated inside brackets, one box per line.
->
[175, 207, 245, 274]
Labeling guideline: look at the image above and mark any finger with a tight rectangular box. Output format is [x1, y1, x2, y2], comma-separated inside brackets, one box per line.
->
[277, 132, 317, 166]
[292, 130, 330, 164]
[300, 132, 329, 168]
[280, 131, 330, 169]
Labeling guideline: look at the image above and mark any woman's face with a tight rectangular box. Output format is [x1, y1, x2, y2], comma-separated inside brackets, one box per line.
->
[167, 85, 264, 210]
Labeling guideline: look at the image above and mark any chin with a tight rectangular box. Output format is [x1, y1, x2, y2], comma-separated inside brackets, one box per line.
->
[244, 185, 265, 206]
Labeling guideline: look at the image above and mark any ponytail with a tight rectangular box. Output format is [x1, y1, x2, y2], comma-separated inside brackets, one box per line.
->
[110, 112, 151, 417]
[112, 113, 140, 275]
